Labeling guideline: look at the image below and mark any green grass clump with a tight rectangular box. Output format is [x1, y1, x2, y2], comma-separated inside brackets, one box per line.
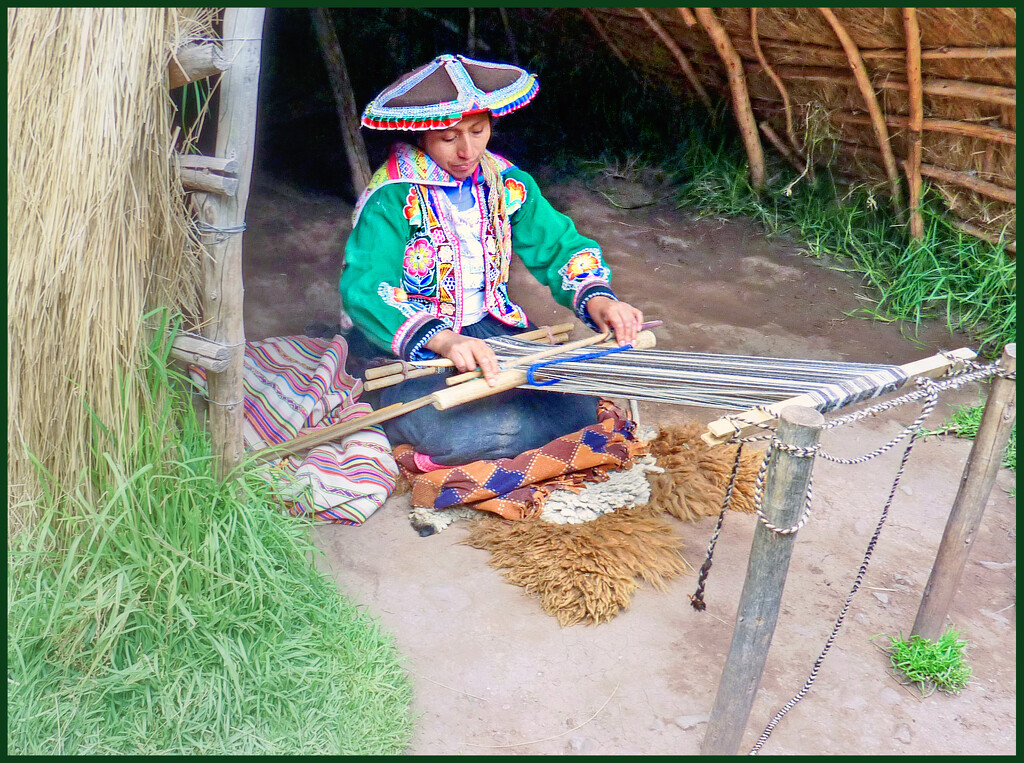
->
[887, 630, 972, 696]
[8, 317, 413, 754]
[669, 129, 1015, 357]
[924, 401, 1016, 472]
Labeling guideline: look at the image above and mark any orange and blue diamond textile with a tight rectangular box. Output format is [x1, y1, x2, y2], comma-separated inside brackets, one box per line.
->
[396, 403, 647, 520]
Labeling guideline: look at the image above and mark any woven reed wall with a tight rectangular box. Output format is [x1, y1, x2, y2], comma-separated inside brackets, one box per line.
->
[586, 8, 1015, 248]
[7, 8, 210, 536]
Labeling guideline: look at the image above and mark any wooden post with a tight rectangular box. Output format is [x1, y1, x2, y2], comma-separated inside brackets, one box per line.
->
[818, 7, 904, 214]
[750, 8, 803, 156]
[911, 344, 1016, 641]
[309, 8, 371, 195]
[201, 7, 265, 480]
[580, 8, 633, 71]
[694, 7, 765, 189]
[701, 406, 824, 756]
[903, 8, 925, 240]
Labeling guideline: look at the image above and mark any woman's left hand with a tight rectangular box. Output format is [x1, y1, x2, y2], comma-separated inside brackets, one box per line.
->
[585, 296, 644, 346]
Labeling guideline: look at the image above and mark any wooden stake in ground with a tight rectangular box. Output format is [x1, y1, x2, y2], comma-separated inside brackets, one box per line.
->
[694, 7, 765, 189]
[310, 8, 371, 195]
[701, 406, 824, 755]
[911, 344, 1016, 641]
[200, 7, 265, 480]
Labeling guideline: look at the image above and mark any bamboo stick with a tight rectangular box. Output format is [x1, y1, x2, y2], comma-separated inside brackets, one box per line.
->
[915, 161, 1016, 205]
[743, 62, 1017, 107]
[201, 8, 265, 480]
[952, 220, 1016, 254]
[635, 7, 713, 109]
[759, 121, 806, 175]
[363, 322, 575, 380]
[835, 139, 1017, 205]
[750, 8, 802, 155]
[818, 8, 903, 213]
[366, 332, 571, 391]
[676, 8, 697, 27]
[733, 37, 1016, 62]
[826, 111, 1016, 146]
[903, 8, 925, 240]
[579, 8, 632, 70]
[694, 7, 765, 189]
[911, 344, 1016, 641]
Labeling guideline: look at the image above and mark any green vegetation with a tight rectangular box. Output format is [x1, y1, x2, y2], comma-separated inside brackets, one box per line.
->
[886, 630, 972, 696]
[669, 128, 1015, 357]
[8, 316, 413, 755]
[924, 401, 1016, 473]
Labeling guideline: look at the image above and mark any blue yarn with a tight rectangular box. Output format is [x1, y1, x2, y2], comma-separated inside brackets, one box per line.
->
[526, 343, 634, 386]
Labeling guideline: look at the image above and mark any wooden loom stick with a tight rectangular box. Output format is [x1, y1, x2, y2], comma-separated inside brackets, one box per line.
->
[363, 322, 574, 379]
[259, 330, 656, 459]
[445, 330, 613, 386]
[434, 330, 658, 407]
[701, 347, 978, 446]
[366, 332, 571, 391]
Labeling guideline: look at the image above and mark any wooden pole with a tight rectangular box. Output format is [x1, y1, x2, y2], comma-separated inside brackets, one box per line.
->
[750, 8, 802, 155]
[911, 344, 1016, 641]
[309, 8, 371, 195]
[694, 7, 765, 189]
[759, 121, 806, 175]
[635, 7, 713, 109]
[701, 406, 824, 755]
[677, 8, 698, 27]
[201, 7, 265, 481]
[818, 8, 903, 213]
[579, 8, 633, 71]
[903, 8, 925, 240]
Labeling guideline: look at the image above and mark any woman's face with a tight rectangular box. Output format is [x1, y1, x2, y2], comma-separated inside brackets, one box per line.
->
[418, 112, 491, 181]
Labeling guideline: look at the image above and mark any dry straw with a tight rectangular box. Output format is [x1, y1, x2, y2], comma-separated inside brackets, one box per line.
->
[7, 8, 213, 536]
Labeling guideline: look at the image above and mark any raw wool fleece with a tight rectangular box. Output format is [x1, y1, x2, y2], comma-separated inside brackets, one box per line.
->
[462, 506, 691, 627]
[454, 423, 763, 625]
[645, 422, 764, 521]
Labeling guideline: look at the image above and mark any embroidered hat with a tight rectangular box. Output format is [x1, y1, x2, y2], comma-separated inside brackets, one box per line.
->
[361, 54, 539, 131]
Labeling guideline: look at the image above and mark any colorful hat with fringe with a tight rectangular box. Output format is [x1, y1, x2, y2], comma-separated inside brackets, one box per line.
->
[361, 54, 539, 131]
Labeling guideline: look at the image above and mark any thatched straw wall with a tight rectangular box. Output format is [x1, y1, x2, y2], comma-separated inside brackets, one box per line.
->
[7, 8, 211, 534]
[587, 8, 1015, 248]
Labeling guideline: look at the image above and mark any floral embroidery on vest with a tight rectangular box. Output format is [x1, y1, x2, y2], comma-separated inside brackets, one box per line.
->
[503, 177, 527, 215]
[558, 248, 611, 292]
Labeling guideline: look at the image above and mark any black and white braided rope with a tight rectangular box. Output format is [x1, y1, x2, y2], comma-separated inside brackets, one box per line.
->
[749, 427, 923, 754]
[689, 443, 745, 611]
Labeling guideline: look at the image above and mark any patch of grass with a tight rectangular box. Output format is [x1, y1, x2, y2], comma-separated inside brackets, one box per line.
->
[923, 401, 1016, 472]
[885, 630, 972, 697]
[669, 129, 1015, 357]
[7, 314, 413, 755]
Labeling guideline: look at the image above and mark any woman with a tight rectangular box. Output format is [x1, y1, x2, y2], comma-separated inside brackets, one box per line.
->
[340, 54, 643, 465]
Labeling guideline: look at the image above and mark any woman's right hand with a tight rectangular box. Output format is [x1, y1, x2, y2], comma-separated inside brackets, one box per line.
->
[425, 329, 499, 386]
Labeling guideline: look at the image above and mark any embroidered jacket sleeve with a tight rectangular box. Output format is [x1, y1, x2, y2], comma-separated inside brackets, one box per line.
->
[339, 182, 450, 360]
[504, 168, 618, 330]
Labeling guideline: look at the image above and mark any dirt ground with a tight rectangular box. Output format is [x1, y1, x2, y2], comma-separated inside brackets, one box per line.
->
[242, 172, 1015, 755]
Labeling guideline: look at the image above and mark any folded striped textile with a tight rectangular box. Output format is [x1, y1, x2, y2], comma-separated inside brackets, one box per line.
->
[190, 335, 398, 524]
[395, 402, 646, 520]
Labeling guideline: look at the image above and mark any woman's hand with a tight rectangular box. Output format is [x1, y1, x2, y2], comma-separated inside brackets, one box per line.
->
[425, 329, 500, 386]
[586, 296, 644, 346]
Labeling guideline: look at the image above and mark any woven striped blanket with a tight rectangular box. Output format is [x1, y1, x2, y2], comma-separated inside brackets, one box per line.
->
[190, 335, 398, 524]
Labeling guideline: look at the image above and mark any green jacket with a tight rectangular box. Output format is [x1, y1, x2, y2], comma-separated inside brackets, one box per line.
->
[340, 143, 617, 359]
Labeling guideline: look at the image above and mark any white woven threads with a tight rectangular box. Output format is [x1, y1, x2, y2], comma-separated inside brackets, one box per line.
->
[540, 456, 662, 525]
